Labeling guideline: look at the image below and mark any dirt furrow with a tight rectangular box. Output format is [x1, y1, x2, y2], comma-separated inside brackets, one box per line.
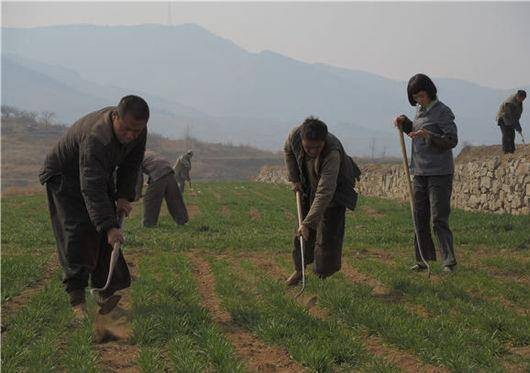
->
[253, 190, 274, 202]
[246, 254, 445, 373]
[341, 259, 392, 296]
[189, 254, 305, 373]
[220, 204, 231, 217]
[1, 255, 59, 323]
[249, 208, 262, 221]
[282, 208, 295, 221]
[186, 203, 200, 219]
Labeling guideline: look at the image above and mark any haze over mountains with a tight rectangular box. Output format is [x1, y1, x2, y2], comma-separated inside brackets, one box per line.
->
[2, 24, 528, 156]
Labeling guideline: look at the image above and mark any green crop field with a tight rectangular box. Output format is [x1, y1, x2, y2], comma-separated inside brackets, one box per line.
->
[1, 181, 529, 372]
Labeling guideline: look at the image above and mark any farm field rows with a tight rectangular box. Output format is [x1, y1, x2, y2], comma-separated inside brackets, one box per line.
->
[1, 181, 529, 372]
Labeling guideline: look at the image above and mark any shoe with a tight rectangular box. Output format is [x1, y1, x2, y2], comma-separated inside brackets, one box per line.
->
[410, 264, 427, 272]
[94, 293, 122, 315]
[68, 289, 86, 306]
[443, 265, 455, 273]
[285, 271, 302, 286]
[72, 303, 88, 321]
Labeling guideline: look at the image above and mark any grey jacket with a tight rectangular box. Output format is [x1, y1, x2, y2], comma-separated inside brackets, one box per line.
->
[402, 100, 458, 176]
[142, 150, 174, 183]
[135, 150, 174, 200]
[39, 106, 147, 233]
[496, 94, 523, 132]
[284, 126, 360, 229]
[174, 154, 192, 181]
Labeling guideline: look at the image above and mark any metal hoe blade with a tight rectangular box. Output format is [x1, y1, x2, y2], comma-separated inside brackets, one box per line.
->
[90, 214, 125, 297]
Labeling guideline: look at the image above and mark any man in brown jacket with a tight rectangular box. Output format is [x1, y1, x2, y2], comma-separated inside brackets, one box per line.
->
[496, 90, 526, 153]
[283, 117, 360, 285]
[136, 150, 189, 227]
[39, 95, 149, 319]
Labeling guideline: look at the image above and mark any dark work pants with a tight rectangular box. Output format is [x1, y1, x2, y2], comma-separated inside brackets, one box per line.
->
[143, 173, 189, 227]
[412, 175, 456, 267]
[46, 175, 130, 306]
[292, 197, 346, 278]
[176, 178, 186, 193]
[499, 120, 516, 153]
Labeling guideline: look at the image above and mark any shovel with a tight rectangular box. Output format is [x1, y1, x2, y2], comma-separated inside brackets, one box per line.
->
[295, 191, 306, 297]
[397, 126, 431, 277]
[90, 213, 125, 314]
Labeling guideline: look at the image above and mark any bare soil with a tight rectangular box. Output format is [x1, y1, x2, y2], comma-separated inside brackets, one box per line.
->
[186, 203, 200, 218]
[249, 208, 262, 221]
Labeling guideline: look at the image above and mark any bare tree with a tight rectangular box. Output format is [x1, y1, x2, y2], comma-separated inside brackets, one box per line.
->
[1, 105, 22, 118]
[40, 111, 55, 128]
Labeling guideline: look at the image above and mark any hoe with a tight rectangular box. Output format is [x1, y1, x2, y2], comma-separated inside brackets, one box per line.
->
[90, 213, 125, 314]
[397, 126, 431, 278]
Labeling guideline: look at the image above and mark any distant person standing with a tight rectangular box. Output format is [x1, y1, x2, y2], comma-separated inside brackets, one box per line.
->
[394, 74, 458, 273]
[136, 150, 188, 227]
[496, 90, 526, 154]
[174, 150, 193, 192]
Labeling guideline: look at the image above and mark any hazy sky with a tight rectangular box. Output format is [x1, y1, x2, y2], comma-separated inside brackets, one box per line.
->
[2, 1, 530, 89]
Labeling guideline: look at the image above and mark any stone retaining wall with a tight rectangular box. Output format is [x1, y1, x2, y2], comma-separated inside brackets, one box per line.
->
[255, 145, 529, 215]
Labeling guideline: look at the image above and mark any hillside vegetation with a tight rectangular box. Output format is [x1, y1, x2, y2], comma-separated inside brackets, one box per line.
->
[1, 106, 283, 192]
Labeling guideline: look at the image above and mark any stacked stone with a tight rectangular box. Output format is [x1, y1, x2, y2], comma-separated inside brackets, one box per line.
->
[452, 156, 529, 215]
[255, 146, 529, 215]
[254, 165, 289, 184]
[357, 164, 409, 202]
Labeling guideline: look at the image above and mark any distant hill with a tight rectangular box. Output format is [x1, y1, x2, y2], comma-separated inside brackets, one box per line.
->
[2, 24, 529, 156]
[0, 107, 282, 192]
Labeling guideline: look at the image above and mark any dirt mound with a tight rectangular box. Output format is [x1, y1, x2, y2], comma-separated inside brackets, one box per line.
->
[93, 305, 133, 343]
[455, 144, 529, 164]
[92, 253, 140, 372]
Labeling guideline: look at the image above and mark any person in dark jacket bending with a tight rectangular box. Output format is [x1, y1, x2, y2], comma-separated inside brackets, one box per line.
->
[284, 117, 360, 285]
[136, 150, 189, 227]
[394, 74, 458, 273]
[39, 95, 149, 319]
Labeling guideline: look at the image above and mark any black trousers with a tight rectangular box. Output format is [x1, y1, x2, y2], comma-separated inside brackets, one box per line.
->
[46, 175, 130, 305]
[412, 175, 456, 267]
[499, 120, 516, 153]
[292, 197, 345, 278]
[143, 173, 189, 227]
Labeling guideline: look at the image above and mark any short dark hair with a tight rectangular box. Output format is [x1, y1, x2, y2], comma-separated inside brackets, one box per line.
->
[516, 90, 527, 99]
[407, 73, 438, 106]
[117, 95, 150, 121]
[300, 116, 328, 141]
